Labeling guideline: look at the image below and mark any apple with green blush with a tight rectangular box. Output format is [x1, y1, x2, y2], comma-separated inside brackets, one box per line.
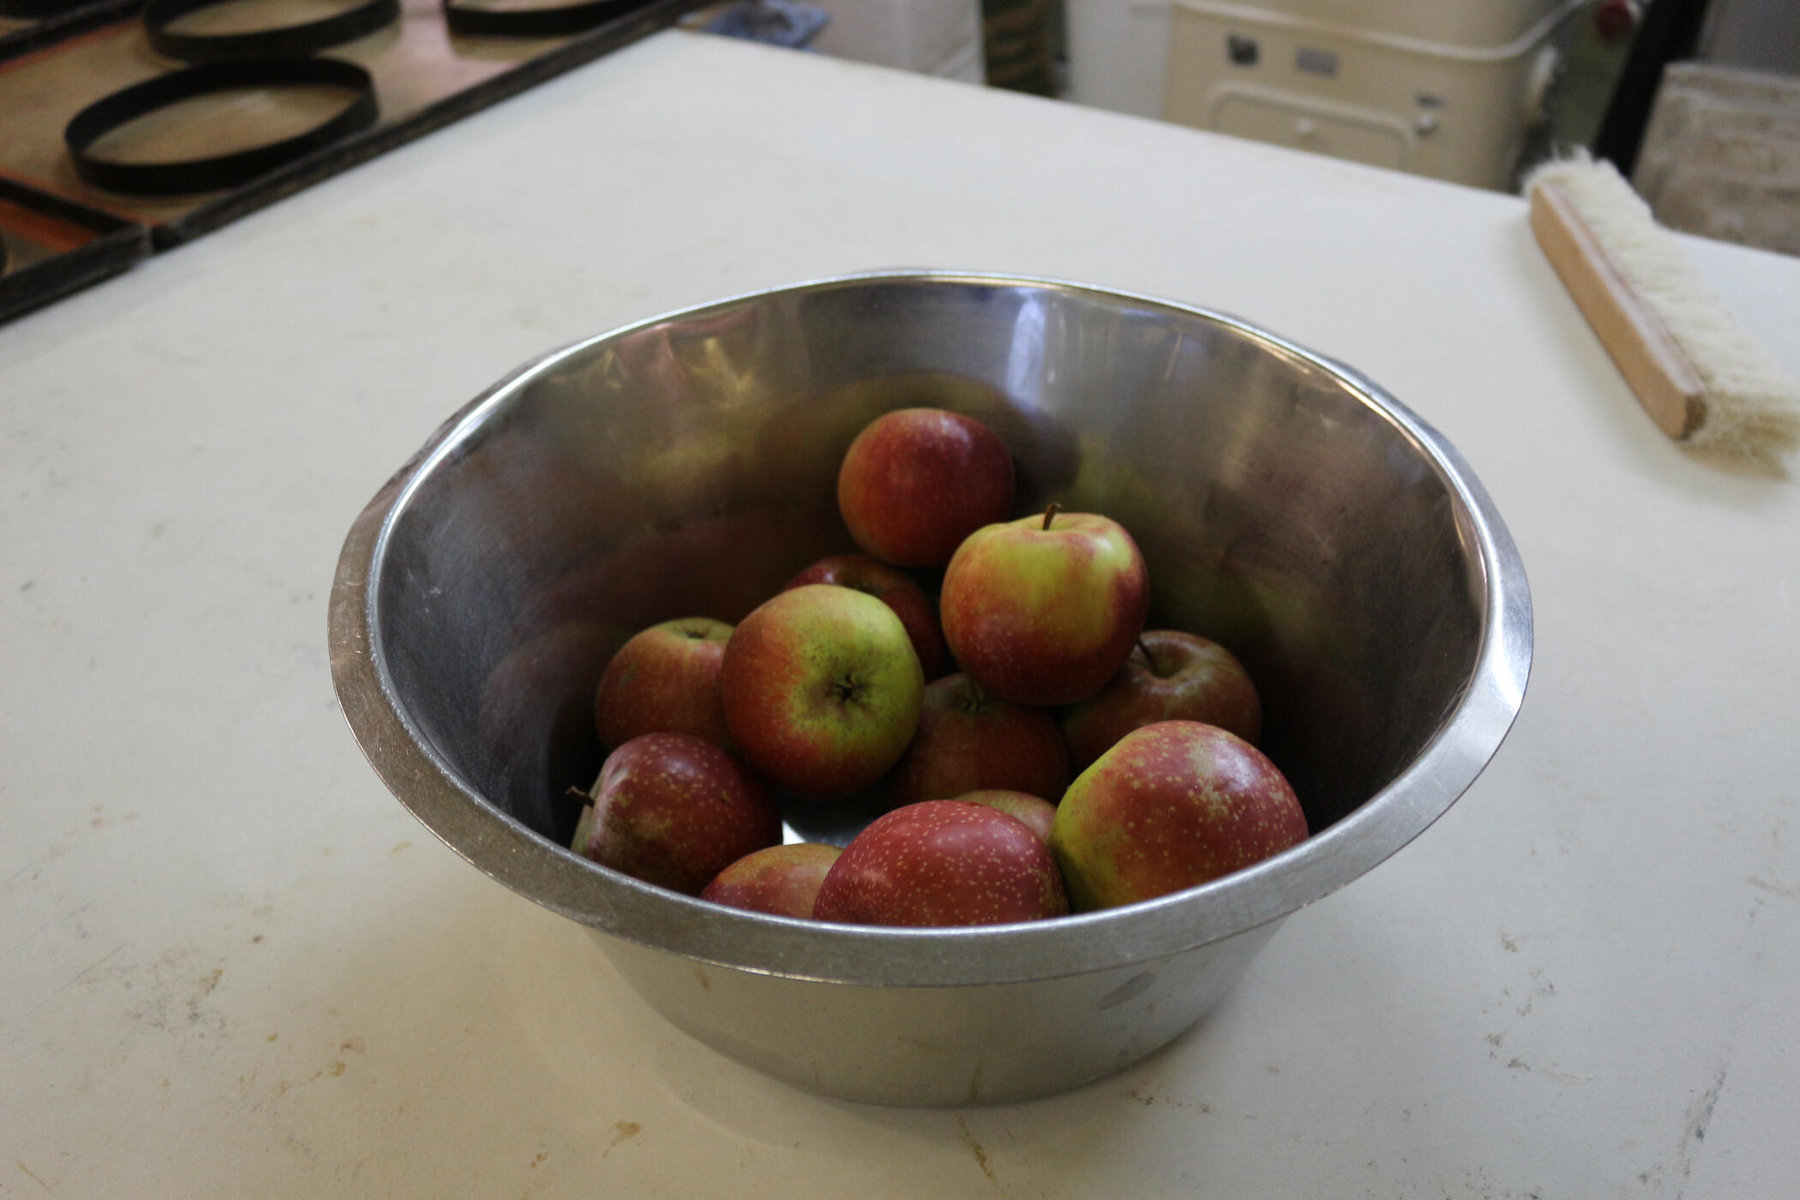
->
[720, 583, 924, 801]
[1051, 720, 1308, 912]
[783, 554, 948, 680]
[939, 506, 1149, 707]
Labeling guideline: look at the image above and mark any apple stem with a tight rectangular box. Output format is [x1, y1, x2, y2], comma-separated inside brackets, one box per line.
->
[1042, 503, 1062, 531]
[1136, 636, 1158, 674]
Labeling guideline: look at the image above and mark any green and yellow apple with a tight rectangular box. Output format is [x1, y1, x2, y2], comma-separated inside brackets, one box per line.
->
[783, 553, 949, 680]
[720, 583, 924, 800]
[939, 507, 1149, 707]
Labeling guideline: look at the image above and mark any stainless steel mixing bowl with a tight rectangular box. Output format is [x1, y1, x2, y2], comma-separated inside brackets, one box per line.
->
[329, 271, 1531, 1107]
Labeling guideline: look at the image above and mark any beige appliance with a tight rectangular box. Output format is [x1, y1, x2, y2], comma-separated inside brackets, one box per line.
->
[1160, 0, 1588, 189]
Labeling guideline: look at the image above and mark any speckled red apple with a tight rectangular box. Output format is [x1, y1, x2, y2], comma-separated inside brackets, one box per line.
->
[573, 732, 781, 895]
[836, 407, 1015, 568]
[940, 507, 1149, 707]
[888, 673, 1071, 808]
[701, 843, 842, 918]
[952, 789, 1057, 843]
[1051, 720, 1307, 911]
[593, 617, 734, 751]
[783, 554, 949, 680]
[1060, 629, 1262, 771]
[720, 583, 924, 800]
[812, 800, 1069, 927]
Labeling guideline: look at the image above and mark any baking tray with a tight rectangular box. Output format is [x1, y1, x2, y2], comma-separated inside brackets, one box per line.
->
[0, 0, 141, 62]
[0, 0, 703, 323]
[0, 173, 149, 323]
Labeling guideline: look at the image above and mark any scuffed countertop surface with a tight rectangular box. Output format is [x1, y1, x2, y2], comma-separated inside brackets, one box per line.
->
[3, 28, 1799, 1199]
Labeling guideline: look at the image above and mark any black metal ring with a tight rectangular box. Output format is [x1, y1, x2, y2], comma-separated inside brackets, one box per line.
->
[142, 0, 399, 62]
[64, 57, 379, 196]
[442, 0, 646, 39]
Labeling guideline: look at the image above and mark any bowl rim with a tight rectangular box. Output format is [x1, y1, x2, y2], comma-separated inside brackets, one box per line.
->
[327, 269, 1533, 988]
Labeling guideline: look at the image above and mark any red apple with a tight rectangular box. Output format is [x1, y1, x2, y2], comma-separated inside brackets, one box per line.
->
[593, 617, 734, 751]
[701, 843, 842, 918]
[939, 506, 1149, 707]
[720, 583, 925, 800]
[1051, 720, 1307, 911]
[888, 673, 1071, 808]
[783, 554, 949, 680]
[836, 407, 1015, 568]
[812, 800, 1069, 927]
[1060, 629, 1263, 771]
[953, 789, 1057, 843]
[573, 732, 781, 895]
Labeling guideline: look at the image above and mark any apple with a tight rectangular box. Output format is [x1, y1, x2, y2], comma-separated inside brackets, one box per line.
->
[938, 506, 1150, 707]
[836, 407, 1015, 568]
[701, 843, 842, 918]
[888, 673, 1071, 808]
[573, 732, 781, 895]
[592, 617, 734, 751]
[1059, 629, 1263, 771]
[1051, 720, 1308, 911]
[720, 583, 925, 800]
[812, 800, 1069, 927]
[953, 789, 1057, 843]
[784, 554, 949, 680]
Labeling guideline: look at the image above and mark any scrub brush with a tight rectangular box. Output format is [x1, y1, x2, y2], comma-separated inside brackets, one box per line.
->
[1524, 152, 1800, 472]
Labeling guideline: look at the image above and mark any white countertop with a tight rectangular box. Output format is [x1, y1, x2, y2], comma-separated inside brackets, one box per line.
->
[4, 29, 1798, 1198]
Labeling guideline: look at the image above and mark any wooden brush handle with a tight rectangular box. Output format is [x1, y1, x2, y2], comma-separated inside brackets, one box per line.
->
[1528, 180, 1706, 439]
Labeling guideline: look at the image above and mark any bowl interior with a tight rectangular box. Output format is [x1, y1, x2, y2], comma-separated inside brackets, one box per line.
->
[369, 275, 1489, 866]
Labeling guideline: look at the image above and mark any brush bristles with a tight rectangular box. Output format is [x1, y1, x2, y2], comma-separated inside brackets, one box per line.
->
[1525, 152, 1800, 470]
